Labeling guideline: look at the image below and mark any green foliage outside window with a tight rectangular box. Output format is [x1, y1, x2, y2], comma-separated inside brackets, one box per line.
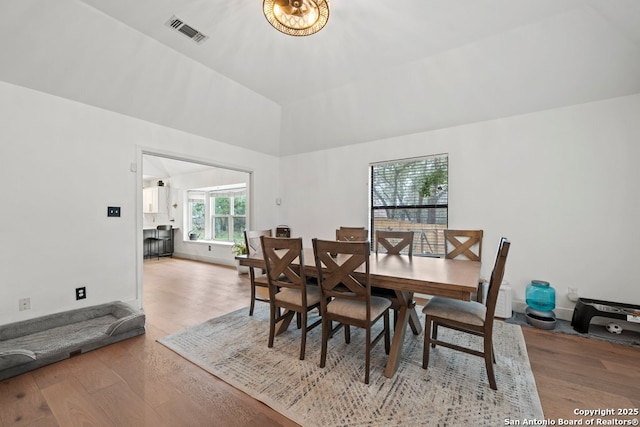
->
[234, 195, 246, 215]
[190, 201, 205, 239]
[214, 217, 229, 240]
[215, 197, 230, 215]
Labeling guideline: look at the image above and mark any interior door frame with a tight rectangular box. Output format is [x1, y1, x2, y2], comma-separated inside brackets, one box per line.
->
[134, 145, 254, 309]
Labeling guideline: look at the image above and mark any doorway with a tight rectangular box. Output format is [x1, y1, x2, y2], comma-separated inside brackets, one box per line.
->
[139, 152, 251, 306]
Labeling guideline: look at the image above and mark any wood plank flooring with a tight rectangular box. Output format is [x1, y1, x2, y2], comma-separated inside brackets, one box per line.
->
[1, 258, 638, 426]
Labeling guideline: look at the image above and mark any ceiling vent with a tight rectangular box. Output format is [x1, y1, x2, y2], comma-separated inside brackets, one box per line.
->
[165, 15, 208, 44]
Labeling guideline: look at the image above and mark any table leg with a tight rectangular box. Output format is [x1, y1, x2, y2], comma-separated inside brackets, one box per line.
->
[405, 292, 423, 336]
[408, 305, 422, 335]
[384, 290, 418, 378]
[275, 310, 295, 335]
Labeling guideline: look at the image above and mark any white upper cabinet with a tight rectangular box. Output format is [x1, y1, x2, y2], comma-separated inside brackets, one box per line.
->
[143, 186, 167, 213]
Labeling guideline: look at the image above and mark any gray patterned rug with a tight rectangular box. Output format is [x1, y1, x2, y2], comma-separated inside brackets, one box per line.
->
[159, 306, 543, 426]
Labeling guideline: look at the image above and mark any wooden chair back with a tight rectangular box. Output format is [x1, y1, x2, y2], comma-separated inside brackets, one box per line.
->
[444, 229, 483, 261]
[244, 229, 273, 315]
[375, 230, 414, 255]
[244, 229, 272, 258]
[313, 239, 371, 312]
[336, 227, 369, 242]
[260, 236, 306, 296]
[483, 238, 511, 328]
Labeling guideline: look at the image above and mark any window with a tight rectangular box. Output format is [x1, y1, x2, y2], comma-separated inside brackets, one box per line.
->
[186, 184, 247, 242]
[211, 189, 246, 242]
[188, 192, 206, 240]
[370, 154, 448, 256]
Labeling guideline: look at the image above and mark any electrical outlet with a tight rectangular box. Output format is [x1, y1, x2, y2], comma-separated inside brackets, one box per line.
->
[208, 245, 211, 251]
[107, 206, 121, 217]
[76, 287, 86, 300]
[567, 287, 579, 302]
[19, 298, 31, 311]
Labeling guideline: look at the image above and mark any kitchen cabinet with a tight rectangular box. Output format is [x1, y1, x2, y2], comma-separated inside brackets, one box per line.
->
[143, 186, 167, 213]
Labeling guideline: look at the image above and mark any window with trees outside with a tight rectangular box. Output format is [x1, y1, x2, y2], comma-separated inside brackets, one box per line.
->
[187, 184, 246, 242]
[370, 154, 448, 256]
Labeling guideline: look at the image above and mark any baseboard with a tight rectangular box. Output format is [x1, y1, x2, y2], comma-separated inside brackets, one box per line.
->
[172, 252, 235, 267]
[123, 298, 142, 310]
[511, 300, 574, 321]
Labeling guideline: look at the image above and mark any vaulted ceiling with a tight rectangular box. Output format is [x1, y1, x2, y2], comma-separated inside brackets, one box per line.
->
[1, 0, 640, 156]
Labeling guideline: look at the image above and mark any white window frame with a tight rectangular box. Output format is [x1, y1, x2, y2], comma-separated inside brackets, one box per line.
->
[186, 184, 247, 242]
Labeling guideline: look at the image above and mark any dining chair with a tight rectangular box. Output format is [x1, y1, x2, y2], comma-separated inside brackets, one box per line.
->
[336, 227, 369, 242]
[375, 230, 414, 255]
[444, 229, 483, 261]
[372, 230, 417, 332]
[244, 229, 272, 316]
[422, 237, 510, 390]
[312, 238, 391, 384]
[260, 236, 322, 360]
[444, 229, 485, 302]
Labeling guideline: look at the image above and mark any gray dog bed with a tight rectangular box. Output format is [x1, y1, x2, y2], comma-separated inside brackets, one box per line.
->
[0, 301, 145, 381]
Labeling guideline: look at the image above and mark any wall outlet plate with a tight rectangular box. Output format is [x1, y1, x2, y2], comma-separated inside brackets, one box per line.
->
[76, 287, 86, 300]
[19, 297, 31, 311]
[107, 206, 121, 217]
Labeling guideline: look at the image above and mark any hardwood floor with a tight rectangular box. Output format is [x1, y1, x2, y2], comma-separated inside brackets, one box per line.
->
[1, 258, 638, 426]
[522, 327, 639, 417]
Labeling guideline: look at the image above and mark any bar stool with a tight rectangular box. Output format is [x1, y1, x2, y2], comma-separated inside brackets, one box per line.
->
[156, 225, 173, 257]
[143, 229, 157, 259]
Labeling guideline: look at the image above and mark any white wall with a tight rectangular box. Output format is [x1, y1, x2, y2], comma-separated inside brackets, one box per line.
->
[279, 6, 640, 156]
[0, 81, 280, 324]
[0, 0, 282, 156]
[2, 77, 638, 325]
[279, 94, 640, 319]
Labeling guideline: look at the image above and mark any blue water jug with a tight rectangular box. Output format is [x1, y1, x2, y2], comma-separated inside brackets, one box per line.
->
[526, 280, 555, 312]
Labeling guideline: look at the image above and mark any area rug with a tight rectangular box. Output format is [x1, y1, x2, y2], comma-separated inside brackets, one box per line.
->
[159, 306, 543, 426]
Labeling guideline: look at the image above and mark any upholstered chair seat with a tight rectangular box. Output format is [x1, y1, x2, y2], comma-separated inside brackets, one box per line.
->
[422, 297, 486, 327]
[327, 296, 391, 321]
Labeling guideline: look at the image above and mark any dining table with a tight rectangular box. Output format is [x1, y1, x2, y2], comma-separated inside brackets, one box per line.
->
[236, 247, 481, 378]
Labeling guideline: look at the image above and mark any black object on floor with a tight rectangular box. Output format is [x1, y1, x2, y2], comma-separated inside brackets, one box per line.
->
[570, 298, 640, 333]
[505, 311, 640, 348]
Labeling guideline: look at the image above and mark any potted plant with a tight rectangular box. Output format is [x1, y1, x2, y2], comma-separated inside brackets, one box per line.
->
[231, 241, 249, 274]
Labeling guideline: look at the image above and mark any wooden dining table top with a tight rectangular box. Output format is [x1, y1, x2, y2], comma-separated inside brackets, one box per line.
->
[237, 247, 481, 301]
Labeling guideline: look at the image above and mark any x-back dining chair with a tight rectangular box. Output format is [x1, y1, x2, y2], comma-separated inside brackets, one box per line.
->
[336, 227, 369, 242]
[260, 236, 322, 360]
[312, 238, 391, 384]
[375, 230, 414, 255]
[444, 229, 485, 302]
[444, 229, 483, 261]
[422, 237, 511, 390]
[244, 229, 272, 315]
